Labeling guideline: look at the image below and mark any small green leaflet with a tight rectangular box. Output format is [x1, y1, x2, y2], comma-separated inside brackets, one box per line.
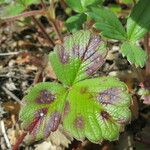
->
[20, 77, 131, 142]
[88, 7, 127, 40]
[127, 0, 150, 41]
[121, 42, 148, 67]
[20, 30, 132, 143]
[65, 13, 87, 32]
[49, 30, 106, 86]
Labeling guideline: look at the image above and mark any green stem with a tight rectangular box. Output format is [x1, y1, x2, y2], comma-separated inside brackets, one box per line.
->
[2, 10, 47, 22]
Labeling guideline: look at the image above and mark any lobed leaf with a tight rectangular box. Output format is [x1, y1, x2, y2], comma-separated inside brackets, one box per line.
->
[49, 30, 106, 85]
[127, 0, 150, 41]
[121, 42, 148, 67]
[20, 30, 132, 143]
[88, 7, 127, 40]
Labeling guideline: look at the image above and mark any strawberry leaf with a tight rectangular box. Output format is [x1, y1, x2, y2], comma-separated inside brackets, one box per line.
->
[88, 7, 127, 40]
[20, 82, 67, 140]
[20, 31, 132, 144]
[63, 77, 131, 142]
[49, 30, 106, 86]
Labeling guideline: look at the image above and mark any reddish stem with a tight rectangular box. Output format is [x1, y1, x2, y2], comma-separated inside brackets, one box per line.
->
[12, 132, 27, 150]
[3, 10, 47, 22]
[12, 117, 40, 150]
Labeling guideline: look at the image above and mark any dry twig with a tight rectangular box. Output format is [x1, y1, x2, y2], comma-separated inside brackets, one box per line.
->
[0, 120, 12, 150]
[2, 86, 23, 105]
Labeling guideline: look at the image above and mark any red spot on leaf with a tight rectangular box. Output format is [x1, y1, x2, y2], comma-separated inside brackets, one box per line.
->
[101, 111, 110, 120]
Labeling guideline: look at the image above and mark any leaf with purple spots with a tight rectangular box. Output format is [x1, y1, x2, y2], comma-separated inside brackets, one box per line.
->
[63, 77, 131, 143]
[19, 30, 132, 145]
[49, 30, 106, 85]
[20, 82, 67, 140]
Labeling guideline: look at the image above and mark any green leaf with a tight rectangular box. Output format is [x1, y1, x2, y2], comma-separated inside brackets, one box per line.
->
[65, 0, 84, 13]
[121, 42, 148, 67]
[20, 30, 132, 143]
[20, 77, 131, 142]
[63, 77, 131, 142]
[127, 0, 150, 41]
[65, 14, 87, 32]
[20, 82, 67, 140]
[88, 7, 127, 40]
[49, 30, 107, 86]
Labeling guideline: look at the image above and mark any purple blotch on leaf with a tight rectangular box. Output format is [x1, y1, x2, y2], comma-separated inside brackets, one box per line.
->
[57, 45, 70, 64]
[36, 90, 56, 104]
[97, 88, 121, 105]
[86, 54, 105, 75]
[83, 35, 101, 60]
[83, 35, 105, 75]
[44, 111, 61, 138]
